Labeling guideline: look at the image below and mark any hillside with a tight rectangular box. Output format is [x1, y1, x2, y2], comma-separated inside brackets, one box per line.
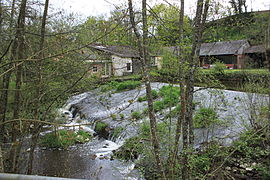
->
[203, 10, 270, 45]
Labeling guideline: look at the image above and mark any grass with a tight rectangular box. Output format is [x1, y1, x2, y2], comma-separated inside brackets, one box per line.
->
[40, 129, 91, 149]
[201, 69, 270, 75]
[193, 107, 221, 128]
[137, 90, 159, 102]
[131, 111, 142, 120]
[100, 80, 141, 92]
[95, 121, 108, 133]
[143, 85, 181, 113]
[112, 127, 124, 138]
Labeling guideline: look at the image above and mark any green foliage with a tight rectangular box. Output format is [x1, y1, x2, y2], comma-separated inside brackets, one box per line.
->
[194, 107, 221, 128]
[199, 69, 270, 93]
[203, 12, 270, 44]
[95, 121, 108, 133]
[188, 142, 229, 179]
[165, 104, 181, 118]
[232, 129, 270, 178]
[143, 86, 181, 113]
[114, 122, 168, 161]
[211, 61, 227, 75]
[149, 4, 192, 46]
[112, 127, 124, 138]
[116, 80, 141, 91]
[111, 114, 117, 120]
[140, 122, 168, 138]
[100, 81, 119, 92]
[100, 80, 141, 93]
[40, 130, 91, 149]
[153, 101, 165, 112]
[120, 113, 125, 119]
[138, 90, 159, 102]
[114, 136, 144, 160]
[131, 111, 142, 120]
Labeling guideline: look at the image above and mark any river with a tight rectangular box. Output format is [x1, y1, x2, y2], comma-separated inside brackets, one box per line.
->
[32, 82, 268, 179]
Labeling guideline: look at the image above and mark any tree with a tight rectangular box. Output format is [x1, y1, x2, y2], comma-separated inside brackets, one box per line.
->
[27, 0, 50, 174]
[128, 0, 166, 179]
[148, 3, 192, 46]
[229, 0, 247, 14]
[181, 0, 210, 179]
[8, 0, 27, 172]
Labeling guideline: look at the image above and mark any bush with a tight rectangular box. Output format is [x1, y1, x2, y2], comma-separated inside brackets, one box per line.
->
[153, 101, 165, 112]
[116, 80, 141, 91]
[140, 122, 167, 138]
[95, 121, 108, 133]
[194, 107, 221, 128]
[111, 114, 117, 120]
[40, 129, 91, 148]
[138, 96, 146, 102]
[100, 81, 119, 92]
[131, 111, 142, 120]
[120, 113, 125, 119]
[114, 136, 144, 160]
[137, 90, 159, 102]
[211, 61, 227, 75]
[112, 127, 124, 138]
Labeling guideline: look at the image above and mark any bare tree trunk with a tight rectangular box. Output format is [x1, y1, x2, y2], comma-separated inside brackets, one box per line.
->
[9, 0, 27, 173]
[128, 0, 166, 179]
[27, 0, 49, 174]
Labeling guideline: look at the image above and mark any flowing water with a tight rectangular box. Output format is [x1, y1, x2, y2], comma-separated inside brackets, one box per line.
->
[32, 82, 268, 179]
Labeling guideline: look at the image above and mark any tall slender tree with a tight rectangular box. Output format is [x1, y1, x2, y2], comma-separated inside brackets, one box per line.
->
[27, 0, 50, 174]
[181, 0, 210, 179]
[128, 0, 166, 179]
[0, 0, 16, 143]
[8, 0, 27, 173]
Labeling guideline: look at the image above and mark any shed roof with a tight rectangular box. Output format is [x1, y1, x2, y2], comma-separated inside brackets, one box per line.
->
[88, 45, 140, 58]
[200, 40, 250, 56]
[244, 45, 266, 54]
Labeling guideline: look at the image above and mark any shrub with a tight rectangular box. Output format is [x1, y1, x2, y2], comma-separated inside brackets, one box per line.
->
[114, 136, 144, 160]
[100, 81, 119, 92]
[111, 114, 117, 120]
[112, 127, 124, 138]
[211, 61, 226, 75]
[137, 90, 159, 102]
[40, 129, 91, 148]
[95, 121, 108, 133]
[138, 96, 146, 102]
[116, 80, 141, 91]
[131, 111, 142, 120]
[194, 107, 220, 128]
[120, 113, 125, 119]
[153, 101, 165, 112]
[140, 122, 167, 138]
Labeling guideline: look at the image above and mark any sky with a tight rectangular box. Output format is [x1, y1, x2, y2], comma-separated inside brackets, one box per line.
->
[51, 0, 270, 19]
